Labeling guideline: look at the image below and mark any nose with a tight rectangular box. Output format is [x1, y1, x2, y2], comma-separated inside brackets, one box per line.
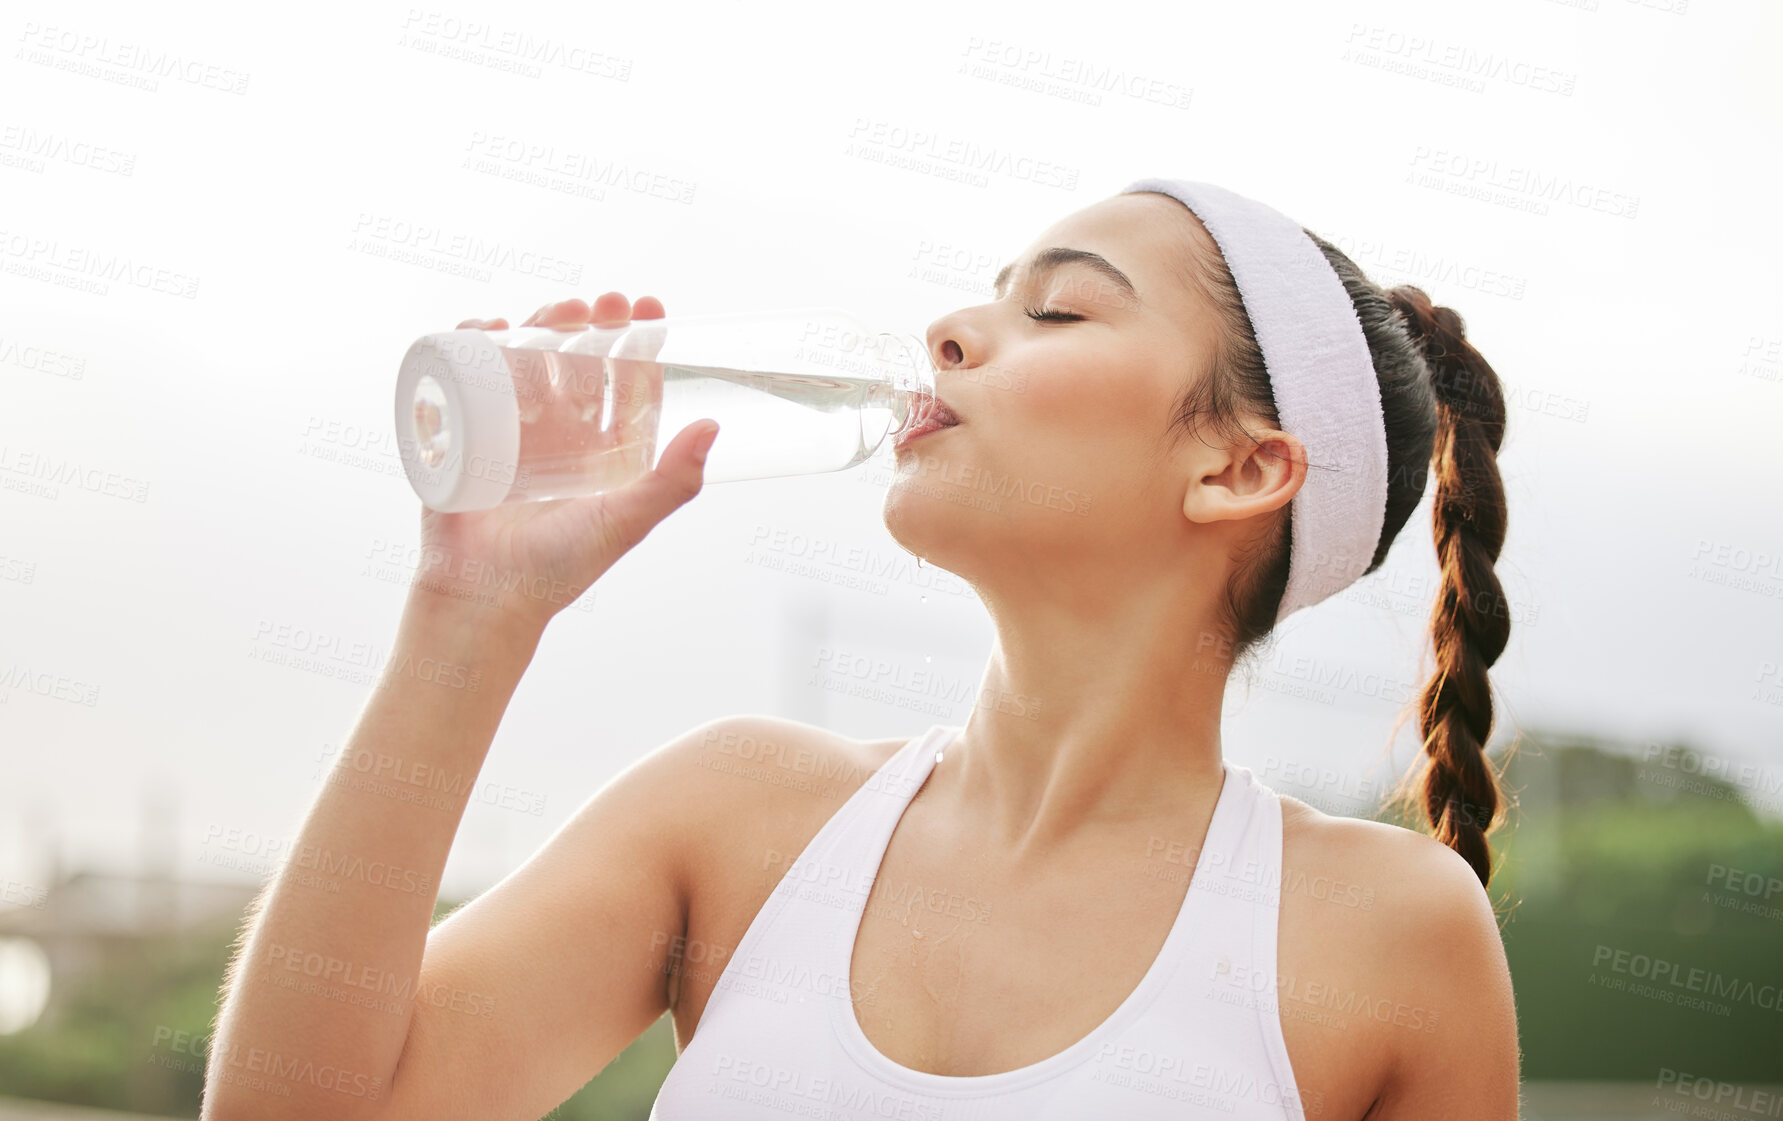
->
[925, 308, 978, 372]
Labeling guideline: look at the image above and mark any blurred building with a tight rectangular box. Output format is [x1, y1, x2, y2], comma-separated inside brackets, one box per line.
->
[0, 793, 255, 1035]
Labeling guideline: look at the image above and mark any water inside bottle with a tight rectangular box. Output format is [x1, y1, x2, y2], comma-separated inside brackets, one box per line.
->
[492, 347, 902, 504]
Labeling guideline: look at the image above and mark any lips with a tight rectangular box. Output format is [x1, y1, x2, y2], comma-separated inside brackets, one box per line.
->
[895, 392, 961, 448]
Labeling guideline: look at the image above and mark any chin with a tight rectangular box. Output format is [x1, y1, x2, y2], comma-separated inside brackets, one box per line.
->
[882, 462, 965, 567]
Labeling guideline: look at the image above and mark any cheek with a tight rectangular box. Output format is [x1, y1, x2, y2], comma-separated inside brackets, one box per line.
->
[938, 394, 1140, 523]
[1006, 358, 1168, 469]
[977, 350, 1117, 433]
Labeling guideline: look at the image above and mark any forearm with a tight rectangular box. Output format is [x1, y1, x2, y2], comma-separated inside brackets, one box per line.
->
[204, 590, 545, 1121]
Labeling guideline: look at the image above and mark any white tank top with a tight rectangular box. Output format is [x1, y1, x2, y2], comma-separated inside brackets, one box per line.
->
[649, 724, 1314, 1120]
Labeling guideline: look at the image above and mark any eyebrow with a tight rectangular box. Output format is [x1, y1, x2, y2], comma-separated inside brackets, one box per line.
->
[992, 247, 1140, 307]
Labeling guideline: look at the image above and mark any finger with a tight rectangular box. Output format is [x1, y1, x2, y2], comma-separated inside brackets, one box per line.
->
[454, 317, 510, 330]
[632, 295, 666, 320]
[588, 291, 633, 328]
[520, 299, 581, 327]
[525, 298, 592, 330]
[598, 419, 719, 545]
[607, 317, 666, 468]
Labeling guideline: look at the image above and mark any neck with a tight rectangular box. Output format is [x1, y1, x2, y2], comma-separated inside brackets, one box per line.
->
[936, 571, 1234, 858]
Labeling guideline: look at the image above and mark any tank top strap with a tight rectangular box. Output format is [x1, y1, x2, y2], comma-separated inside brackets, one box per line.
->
[1153, 760, 1309, 1120]
[691, 725, 949, 1027]
[789, 723, 947, 891]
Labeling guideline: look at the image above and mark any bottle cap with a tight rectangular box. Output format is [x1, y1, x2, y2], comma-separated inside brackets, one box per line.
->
[394, 330, 521, 512]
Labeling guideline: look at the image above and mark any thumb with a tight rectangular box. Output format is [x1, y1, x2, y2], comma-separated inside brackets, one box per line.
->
[597, 420, 720, 544]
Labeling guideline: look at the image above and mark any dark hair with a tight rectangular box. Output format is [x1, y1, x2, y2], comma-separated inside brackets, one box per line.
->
[1167, 219, 1511, 889]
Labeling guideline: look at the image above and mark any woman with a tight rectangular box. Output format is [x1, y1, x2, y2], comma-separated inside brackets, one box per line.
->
[204, 178, 1521, 1120]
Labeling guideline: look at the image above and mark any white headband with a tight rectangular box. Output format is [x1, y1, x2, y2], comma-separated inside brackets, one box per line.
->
[1122, 178, 1388, 624]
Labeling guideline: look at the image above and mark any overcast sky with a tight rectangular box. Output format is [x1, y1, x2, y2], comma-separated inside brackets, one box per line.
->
[2, 0, 1779, 899]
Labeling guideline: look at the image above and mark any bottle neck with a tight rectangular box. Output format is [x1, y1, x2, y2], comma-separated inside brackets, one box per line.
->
[884, 330, 936, 435]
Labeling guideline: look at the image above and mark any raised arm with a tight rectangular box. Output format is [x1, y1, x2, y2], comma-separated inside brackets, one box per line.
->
[203, 294, 720, 1121]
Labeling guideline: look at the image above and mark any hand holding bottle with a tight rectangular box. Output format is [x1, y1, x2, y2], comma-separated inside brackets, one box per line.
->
[396, 305, 935, 518]
[410, 292, 718, 633]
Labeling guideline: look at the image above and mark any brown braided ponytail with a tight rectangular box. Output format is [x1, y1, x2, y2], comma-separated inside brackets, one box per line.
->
[1385, 285, 1511, 888]
[1145, 188, 1513, 890]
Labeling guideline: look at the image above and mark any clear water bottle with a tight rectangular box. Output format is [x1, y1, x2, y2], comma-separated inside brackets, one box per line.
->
[393, 307, 936, 512]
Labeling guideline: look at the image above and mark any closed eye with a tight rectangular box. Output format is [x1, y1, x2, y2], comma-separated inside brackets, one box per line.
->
[1023, 306, 1083, 323]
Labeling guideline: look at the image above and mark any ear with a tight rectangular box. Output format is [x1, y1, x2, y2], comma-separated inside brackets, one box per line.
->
[1182, 427, 1307, 525]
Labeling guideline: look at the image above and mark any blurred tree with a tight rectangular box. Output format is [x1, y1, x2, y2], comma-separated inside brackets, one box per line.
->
[1378, 731, 1783, 1081]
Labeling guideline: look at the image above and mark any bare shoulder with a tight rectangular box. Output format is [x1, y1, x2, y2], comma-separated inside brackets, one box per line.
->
[1275, 794, 1521, 1120]
[1277, 794, 1507, 953]
[657, 713, 911, 802]
[645, 714, 919, 865]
